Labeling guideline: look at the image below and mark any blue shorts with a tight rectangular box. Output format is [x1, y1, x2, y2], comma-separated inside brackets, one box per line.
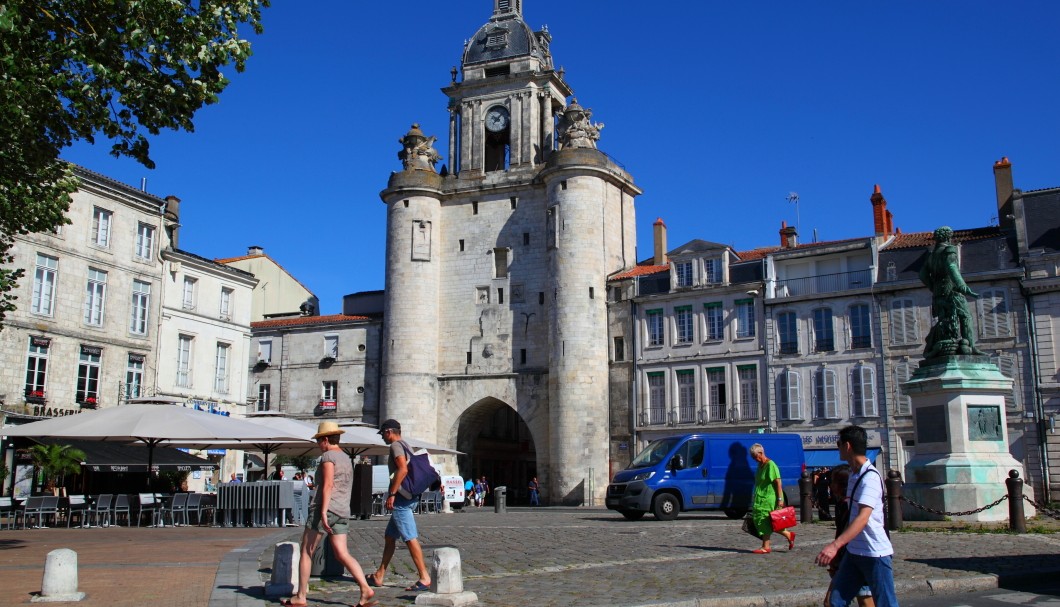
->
[385, 495, 419, 542]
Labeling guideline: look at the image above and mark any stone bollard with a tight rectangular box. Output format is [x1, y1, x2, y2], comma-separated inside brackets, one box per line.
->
[32, 548, 86, 602]
[265, 541, 300, 597]
[799, 470, 813, 523]
[886, 470, 903, 532]
[415, 547, 478, 607]
[1007, 469, 1027, 533]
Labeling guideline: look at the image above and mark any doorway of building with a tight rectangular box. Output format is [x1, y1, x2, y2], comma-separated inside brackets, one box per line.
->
[456, 398, 536, 506]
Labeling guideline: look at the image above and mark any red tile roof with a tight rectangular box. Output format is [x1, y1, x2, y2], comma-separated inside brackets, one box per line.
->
[214, 253, 265, 264]
[884, 226, 1002, 250]
[609, 264, 669, 280]
[252, 314, 371, 329]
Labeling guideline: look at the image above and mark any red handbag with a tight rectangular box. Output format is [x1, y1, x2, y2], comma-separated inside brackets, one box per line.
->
[769, 506, 797, 532]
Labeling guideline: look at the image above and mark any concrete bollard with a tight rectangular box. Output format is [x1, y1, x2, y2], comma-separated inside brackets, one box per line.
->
[32, 548, 86, 602]
[265, 541, 300, 597]
[415, 547, 479, 607]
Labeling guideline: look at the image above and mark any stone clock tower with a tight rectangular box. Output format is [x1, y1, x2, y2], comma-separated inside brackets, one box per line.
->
[379, 0, 640, 505]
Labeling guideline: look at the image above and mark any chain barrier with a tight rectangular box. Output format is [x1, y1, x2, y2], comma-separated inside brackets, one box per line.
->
[1023, 495, 1060, 521]
[898, 493, 1009, 517]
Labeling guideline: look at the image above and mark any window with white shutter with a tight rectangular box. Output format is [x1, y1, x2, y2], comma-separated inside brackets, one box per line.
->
[777, 370, 802, 420]
[813, 368, 839, 419]
[978, 288, 1012, 338]
[991, 353, 1021, 410]
[890, 299, 919, 345]
[894, 363, 912, 415]
[851, 364, 877, 417]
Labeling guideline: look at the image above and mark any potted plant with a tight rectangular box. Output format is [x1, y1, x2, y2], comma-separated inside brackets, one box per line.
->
[29, 443, 86, 495]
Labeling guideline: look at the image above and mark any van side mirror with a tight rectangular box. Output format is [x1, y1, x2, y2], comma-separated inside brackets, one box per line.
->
[670, 454, 684, 471]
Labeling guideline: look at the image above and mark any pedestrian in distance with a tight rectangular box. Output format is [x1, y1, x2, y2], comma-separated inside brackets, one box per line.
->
[480, 476, 491, 507]
[464, 477, 475, 507]
[284, 422, 375, 607]
[815, 467, 834, 521]
[748, 442, 795, 554]
[823, 464, 875, 607]
[367, 419, 432, 593]
[528, 476, 540, 506]
[815, 425, 898, 607]
[474, 477, 486, 507]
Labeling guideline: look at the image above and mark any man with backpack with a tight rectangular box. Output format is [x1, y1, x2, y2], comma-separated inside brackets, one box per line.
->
[815, 425, 898, 607]
[366, 419, 432, 592]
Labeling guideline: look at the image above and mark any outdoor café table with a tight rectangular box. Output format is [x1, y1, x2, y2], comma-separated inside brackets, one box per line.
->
[217, 481, 295, 527]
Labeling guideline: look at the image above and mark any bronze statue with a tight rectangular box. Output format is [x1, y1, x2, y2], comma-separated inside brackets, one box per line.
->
[919, 226, 985, 358]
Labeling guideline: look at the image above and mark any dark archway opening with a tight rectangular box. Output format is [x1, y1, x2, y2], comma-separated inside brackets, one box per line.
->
[456, 398, 536, 505]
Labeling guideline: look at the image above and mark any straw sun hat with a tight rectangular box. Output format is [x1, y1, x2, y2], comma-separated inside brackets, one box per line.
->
[312, 421, 346, 440]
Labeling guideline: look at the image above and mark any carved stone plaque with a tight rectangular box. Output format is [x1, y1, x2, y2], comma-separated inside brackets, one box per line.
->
[915, 405, 948, 444]
[411, 220, 431, 261]
[967, 405, 1002, 441]
[510, 283, 525, 304]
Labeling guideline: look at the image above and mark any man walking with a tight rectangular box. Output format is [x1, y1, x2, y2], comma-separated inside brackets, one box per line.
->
[815, 425, 898, 607]
[528, 476, 540, 506]
[367, 419, 432, 592]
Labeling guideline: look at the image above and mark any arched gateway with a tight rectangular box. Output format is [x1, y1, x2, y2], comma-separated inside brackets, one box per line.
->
[377, 1, 639, 506]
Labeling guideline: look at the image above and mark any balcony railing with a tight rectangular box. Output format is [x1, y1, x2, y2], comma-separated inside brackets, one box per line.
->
[775, 269, 873, 298]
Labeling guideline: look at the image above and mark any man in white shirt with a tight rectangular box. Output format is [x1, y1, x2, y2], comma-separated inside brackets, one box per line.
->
[815, 425, 898, 607]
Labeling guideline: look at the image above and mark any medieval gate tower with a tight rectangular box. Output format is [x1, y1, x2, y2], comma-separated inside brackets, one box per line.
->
[380, 0, 639, 505]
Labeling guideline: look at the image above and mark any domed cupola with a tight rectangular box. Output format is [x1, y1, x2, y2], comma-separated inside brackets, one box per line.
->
[461, 0, 553, 79]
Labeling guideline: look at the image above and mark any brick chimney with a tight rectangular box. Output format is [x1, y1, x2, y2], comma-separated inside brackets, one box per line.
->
[993, 157, 1014, 229]
[779, 221, 798, 249]
[653, 218, 668, 265]
[870, 184, 894, 237]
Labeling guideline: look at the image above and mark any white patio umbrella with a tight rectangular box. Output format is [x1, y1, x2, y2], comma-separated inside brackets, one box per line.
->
[2, 401, 308, 506]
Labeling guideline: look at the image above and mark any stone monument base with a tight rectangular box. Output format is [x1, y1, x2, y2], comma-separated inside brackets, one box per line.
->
[901, 356, 1035, 522]
[903, 453, 1031, 522]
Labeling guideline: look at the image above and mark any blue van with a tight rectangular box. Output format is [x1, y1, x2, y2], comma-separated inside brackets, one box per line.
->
[605, 433, 805, 521]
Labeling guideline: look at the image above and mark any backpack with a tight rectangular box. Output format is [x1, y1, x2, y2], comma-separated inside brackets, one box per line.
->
[398, 440, 441, 496]
[849, 466, 890, 538]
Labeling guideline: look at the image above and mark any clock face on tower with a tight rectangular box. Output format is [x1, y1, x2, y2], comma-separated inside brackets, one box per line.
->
[485, 106, 510, 132]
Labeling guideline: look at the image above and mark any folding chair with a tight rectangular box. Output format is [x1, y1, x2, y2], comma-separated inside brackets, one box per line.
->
[0, 497, 14, 530]
[112, 494, 131, 526]
[136, 494, 161, 527]
[165, 493, 189, 526]
[90, 494, 113, 528]
[66, 495, 90, 528]
[40, 496, 61, 527]
[20, 496, 44, 529]
[186, 493, 215, 526]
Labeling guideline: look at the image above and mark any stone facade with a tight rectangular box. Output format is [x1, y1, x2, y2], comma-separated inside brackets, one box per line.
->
[0, 167, 168, 419]
[249, 315, 382, 425]
[379, 1, 639, 505]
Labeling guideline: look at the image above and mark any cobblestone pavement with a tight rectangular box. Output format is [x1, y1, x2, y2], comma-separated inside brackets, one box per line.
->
[253, 508, 1060, 607]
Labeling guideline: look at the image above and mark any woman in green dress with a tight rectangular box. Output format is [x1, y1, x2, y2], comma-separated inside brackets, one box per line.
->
[749, 443, 795, 554]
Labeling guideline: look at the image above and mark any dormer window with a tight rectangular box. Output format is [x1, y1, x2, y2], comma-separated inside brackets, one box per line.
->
[704, 258, 722, 284]
[674, 262, 693, 287]
[486, 32, 507, 48]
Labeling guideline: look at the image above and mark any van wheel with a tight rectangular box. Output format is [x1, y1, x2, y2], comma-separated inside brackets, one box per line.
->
[652, 494, 679, 521]
[723, 507, 746, 519]
[619, 509, 645, 521]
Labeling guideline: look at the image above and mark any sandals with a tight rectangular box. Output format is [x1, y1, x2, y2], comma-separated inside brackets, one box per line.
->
[365, 573, 383, 587]
[405, 581, 430, 592]
[788, 532, 797, 550]
[752, 547, 771, 554]
[280, 600, 307, 607]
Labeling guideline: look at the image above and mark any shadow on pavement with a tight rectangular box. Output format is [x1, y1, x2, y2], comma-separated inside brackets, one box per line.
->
[906, 553, 1060, 578]
[673, 544, 746, 553]
[0, 539, 28, 551]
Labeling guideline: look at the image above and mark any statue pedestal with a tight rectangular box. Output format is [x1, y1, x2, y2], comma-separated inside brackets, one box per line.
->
[901, 356, 1034, 522]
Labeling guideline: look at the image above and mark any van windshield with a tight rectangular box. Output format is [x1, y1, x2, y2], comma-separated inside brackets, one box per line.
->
[628, 438, 681, 469]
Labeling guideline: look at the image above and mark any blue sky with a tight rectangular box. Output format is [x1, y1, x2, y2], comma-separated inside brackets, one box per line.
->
[62, 2, 1060, 314]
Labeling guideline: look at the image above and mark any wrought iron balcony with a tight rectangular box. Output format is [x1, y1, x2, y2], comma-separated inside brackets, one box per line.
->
[774, 269, 873, 298]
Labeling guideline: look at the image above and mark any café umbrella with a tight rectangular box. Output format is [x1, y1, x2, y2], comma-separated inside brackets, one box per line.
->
[1, 399, 308, 509]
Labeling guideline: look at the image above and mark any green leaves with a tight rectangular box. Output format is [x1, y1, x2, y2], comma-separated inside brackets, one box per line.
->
[0, 0, 270, 327]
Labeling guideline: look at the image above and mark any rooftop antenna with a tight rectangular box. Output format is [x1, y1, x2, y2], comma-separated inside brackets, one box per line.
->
[786, 192, 800, 234]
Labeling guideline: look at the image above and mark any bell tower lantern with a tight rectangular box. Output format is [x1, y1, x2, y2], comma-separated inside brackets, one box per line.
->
[442, 0, 570, 176]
